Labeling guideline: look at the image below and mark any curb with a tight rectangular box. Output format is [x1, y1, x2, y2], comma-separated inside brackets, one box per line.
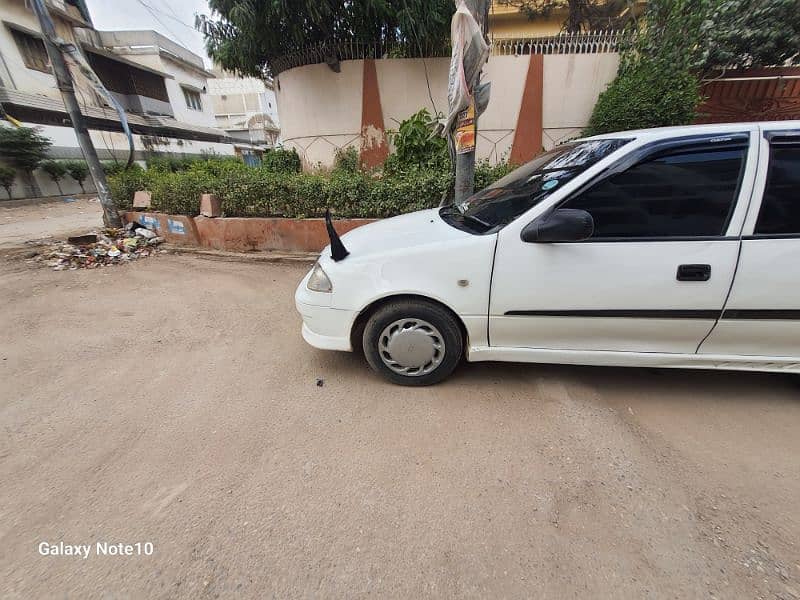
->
[164, 245, 318, 264]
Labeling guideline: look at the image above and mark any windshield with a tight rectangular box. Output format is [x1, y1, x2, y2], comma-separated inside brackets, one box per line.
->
[442, 138, 630, 232]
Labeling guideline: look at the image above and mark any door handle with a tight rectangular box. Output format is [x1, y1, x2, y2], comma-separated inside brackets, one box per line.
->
[677, 264, 711, 281]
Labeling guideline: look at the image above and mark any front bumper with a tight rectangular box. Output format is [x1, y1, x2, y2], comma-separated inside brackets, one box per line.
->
[295, 297, 355, 352]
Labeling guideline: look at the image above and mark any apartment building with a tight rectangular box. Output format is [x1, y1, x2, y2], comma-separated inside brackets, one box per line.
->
[0, 0, 258, 197]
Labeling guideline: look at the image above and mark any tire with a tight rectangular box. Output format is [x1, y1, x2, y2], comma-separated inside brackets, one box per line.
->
[362, 300, 464, 386]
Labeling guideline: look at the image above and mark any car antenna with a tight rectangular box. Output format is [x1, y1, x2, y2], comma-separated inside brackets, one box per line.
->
[325, 209, 350, 262]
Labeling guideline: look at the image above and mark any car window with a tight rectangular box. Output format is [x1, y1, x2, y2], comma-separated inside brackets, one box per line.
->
[561, 144, 747, 239]
[444, 139, 629, 231]
[755, 144, 800, 235]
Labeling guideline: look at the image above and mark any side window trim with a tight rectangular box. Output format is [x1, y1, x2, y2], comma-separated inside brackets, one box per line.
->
[552, 134, 750, 242]
[751, 139, 800, 238]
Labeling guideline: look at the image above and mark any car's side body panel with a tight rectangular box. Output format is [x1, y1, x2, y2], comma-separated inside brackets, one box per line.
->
[700, 124, 800, 358]
[488, 125, 761, 354]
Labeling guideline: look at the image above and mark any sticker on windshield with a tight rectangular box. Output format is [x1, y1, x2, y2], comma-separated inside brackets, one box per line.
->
[542, 180, 559, 191]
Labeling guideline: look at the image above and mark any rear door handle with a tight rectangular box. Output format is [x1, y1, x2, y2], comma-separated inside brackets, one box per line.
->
[677, 264, 711, 281]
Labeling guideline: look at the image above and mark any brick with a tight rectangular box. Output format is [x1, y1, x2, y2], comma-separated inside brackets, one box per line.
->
[132, 190, 151, 209]
[199, 193, 222, 218]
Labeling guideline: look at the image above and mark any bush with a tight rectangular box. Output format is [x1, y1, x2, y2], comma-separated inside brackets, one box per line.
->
[108, 150, 515, 219]
[101, 160, 130, 176]
[106, 164, 148, 210]
[40, 160, 67, 194]
[584, 62, 702, 136]
[386, 109, 449, 173]
[64, 160, 90, 192]
[584, 0, 706, 135]
[333, 146, 360, 174]
[261, 148, 301, 173]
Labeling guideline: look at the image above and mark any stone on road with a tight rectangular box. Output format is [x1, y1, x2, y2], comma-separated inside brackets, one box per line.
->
[0, 254, 798, 599]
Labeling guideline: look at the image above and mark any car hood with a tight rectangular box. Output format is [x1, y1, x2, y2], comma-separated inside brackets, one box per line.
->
[329, 208, 472, 260]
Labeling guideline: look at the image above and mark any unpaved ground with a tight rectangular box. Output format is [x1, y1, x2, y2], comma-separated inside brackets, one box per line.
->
[0, 254, 798, 599]
[0, 197, 104, 248]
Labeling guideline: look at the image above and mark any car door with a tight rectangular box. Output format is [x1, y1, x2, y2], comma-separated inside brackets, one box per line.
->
[489, 131, 759, 354]
[699, 128, 800, 360]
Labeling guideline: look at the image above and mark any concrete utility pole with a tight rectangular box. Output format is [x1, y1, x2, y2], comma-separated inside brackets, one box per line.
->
[452, 0, 491, 204]
[30, 0, 122, 227]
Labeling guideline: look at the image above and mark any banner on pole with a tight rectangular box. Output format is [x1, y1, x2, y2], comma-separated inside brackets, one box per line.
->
[454, 99, 476, 154]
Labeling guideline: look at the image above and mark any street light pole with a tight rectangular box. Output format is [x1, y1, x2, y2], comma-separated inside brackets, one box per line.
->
[30, 0, 122, 227]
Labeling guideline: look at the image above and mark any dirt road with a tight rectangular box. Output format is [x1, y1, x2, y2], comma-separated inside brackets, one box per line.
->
[0, 197, 104, 248]
[1, 254, 798, 599]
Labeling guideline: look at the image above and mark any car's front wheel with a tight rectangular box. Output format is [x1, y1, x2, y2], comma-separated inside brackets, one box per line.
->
[362, 300, 464, 386]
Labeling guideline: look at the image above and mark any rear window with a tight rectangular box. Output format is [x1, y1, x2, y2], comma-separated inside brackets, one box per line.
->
[755, 143, 800, 235]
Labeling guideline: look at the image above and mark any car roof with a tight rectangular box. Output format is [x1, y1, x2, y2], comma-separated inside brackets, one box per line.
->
[581, 120, 800, 142]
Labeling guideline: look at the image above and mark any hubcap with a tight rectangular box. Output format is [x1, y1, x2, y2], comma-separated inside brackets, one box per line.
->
[378, 318, 445, 376]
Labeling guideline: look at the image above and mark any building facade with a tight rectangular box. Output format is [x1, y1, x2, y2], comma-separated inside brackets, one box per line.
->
[0, 0, 256, 198]
[207, 67, 281, 151]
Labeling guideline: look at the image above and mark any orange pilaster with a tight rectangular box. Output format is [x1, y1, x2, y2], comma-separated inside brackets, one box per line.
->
[509, 54, 544, 165]
[359, 59, 390, 169]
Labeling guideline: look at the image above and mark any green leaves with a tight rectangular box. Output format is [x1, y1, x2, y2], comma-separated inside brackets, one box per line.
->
[200, 0, 454, 76]
[108, 154, 514, 219]
[698, 0, 800, 72]
[40, 160, 67, 182]
[0, 126, 52, 173]
[386, 109, 449, 174]
[261, 148, 302, 173]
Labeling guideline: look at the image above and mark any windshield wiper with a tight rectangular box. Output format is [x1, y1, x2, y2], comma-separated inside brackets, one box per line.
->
[441, 205, 492, 231]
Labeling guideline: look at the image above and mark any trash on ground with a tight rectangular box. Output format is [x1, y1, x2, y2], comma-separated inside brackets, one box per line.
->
[26, 226, 165, 271]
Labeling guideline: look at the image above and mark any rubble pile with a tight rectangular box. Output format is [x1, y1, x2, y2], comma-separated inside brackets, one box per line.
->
[38, 223, 165, 271]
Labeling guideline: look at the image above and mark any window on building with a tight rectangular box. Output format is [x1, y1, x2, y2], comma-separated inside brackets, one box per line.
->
[182, 87, 202, 111]
[11, 29, 51, 73]
[755, 144, 800, 236]
[563, 144, 746, 238]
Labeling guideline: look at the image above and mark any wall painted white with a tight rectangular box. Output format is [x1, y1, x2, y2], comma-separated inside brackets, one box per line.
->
[0, 0, 96, 102]
[276, 53, 619, 169]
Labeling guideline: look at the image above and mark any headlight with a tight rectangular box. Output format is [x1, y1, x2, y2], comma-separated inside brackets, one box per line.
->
[307, 262, 332, 292]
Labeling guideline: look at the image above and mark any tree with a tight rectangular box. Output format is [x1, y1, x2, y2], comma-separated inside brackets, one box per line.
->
[0, 165, 15, 199]
[198, 0, 453, 77]
[41, 160, 67, 195]
[64, 160, 90, 193]
[497, 0, 637, 32]
[696, 0, 800, 73]
[0, 126, 52, 197]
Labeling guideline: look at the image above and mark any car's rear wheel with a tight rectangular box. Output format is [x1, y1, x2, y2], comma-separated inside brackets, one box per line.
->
[362, 300, 463, 386]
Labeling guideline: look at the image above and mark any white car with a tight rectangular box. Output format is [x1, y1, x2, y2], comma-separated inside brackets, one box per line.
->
[296, 121, 800, 385]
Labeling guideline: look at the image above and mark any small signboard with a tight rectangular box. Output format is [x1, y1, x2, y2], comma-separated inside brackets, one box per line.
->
[454, 99, 476, 155]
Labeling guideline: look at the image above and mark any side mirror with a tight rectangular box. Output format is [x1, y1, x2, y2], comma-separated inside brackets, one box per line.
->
[521, 209, 594, 243]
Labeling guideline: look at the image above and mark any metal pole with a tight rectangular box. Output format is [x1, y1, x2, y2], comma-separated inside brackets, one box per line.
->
[30, 0, 122, 228]
[454, 0, 490, 204]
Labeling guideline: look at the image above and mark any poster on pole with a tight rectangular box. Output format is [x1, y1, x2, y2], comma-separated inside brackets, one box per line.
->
[454, 99, 476, 154]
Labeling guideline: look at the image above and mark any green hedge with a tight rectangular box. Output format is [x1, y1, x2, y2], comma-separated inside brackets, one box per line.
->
[109, 158, 512, 219]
